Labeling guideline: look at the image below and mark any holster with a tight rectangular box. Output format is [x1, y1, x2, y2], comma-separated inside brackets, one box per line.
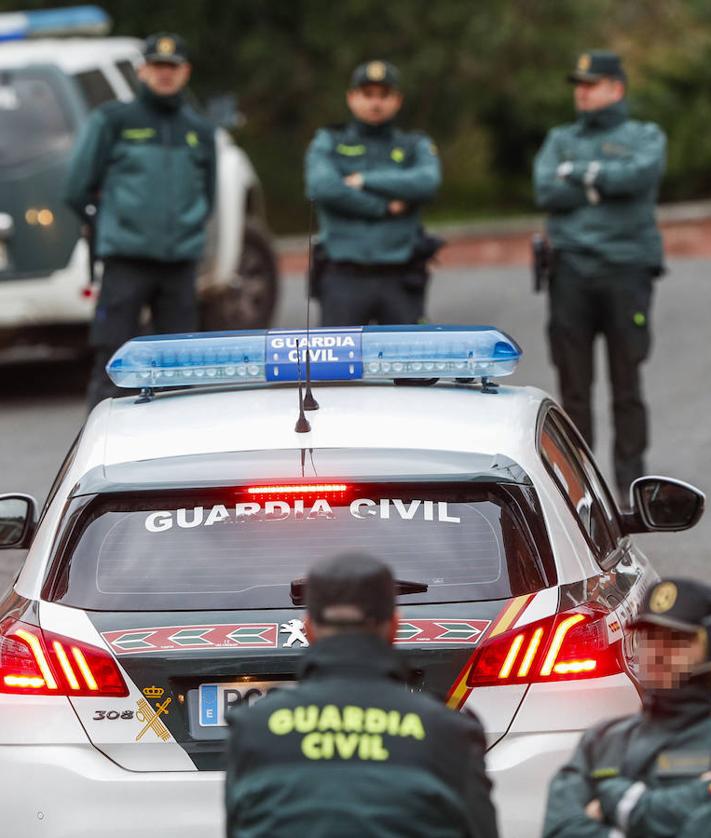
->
[308, 241, 328, 300]
[531, 234, 553, 293]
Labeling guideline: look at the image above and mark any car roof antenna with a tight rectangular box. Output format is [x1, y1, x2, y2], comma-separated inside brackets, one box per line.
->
[294, 338, 311, 434]
[303, 200, 319, 411]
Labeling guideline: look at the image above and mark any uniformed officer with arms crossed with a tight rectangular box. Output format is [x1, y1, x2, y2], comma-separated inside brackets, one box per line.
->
[543, 577, 711, 837]
[225, 552, 498, 838]
[305, 61, 442, 326]
[534, 51, 666, 504]
[65, 33, 216, 409]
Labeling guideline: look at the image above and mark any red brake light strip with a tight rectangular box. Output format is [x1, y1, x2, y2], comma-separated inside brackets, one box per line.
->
[247, 484, 348, 494]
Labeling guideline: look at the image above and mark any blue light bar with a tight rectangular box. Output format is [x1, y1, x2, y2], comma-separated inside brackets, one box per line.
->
[106, 326, 522, 389]
[0, 6, 110, 42]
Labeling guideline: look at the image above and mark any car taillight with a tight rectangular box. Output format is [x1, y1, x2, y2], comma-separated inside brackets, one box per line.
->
[467, 605, 622, 687]
[0, 618, 128, 697]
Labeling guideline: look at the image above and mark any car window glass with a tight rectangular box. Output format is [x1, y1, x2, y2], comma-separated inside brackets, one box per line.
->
[38, 431, 82, 526]
[0, 70, 73, 167]
[49, 483, 552, 611]
[74, 69, 116, 110]
[116, 60, 140, 93]
[539, 414, 615, 559]
[552, 410, 622, 540]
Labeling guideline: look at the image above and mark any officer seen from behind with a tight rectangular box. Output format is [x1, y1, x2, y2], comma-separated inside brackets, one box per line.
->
[225, 552, 498, 838]
[534, 52, 666, 503]
[543, 577, 711, 837]
[65, 33, 216, 409]
[305, 61, 442, 326]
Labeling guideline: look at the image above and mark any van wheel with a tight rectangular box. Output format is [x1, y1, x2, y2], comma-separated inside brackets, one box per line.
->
[200, 223, 279, 330]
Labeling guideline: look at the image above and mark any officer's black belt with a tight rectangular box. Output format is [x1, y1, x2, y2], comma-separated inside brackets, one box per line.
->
[329, 260, 414, 276]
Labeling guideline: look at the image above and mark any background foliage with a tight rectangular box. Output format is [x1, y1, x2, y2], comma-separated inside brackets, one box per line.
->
[7, 0, 711, 231]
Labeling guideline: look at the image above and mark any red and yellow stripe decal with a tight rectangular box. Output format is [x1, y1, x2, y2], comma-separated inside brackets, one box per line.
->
[446, 593, 535, 710]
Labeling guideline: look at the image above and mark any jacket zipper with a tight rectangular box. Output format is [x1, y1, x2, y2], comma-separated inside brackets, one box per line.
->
[162, 115, 173, 260]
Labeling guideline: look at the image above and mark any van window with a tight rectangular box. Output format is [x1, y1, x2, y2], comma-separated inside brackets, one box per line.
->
[74, 69, 116, 110]
[116, 60, 140, 93]
[0, 70, 73, 167]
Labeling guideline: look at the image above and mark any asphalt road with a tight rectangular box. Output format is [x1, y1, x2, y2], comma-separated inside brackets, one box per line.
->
[1, 257, 709, 592]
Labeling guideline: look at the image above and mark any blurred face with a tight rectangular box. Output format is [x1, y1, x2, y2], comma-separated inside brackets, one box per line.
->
[636, 624, 707, 690]
[574, 77, 625, 112]
[347, 84, 403, 125]
[139, 61, 191, 96]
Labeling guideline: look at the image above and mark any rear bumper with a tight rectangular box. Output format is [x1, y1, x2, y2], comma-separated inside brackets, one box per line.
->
[0, 673, 640, 837]
[0, 744, 223, 838]
[1, 729, 603, 838]
[0, 239, 94, 330]
[1, 732, 581, 838]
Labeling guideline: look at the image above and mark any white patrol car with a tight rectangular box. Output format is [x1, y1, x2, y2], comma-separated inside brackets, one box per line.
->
[0, 325, 704, 837]
[0, 6, 278, 359]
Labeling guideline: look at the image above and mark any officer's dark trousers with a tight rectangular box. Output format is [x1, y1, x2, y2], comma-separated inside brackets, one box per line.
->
[320, 262, 427, 326]
[547, 260, 654, 494]
[86, 257, 198, 410]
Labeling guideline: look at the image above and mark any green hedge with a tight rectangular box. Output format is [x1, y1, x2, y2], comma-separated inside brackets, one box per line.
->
[9, 0, 711, 231]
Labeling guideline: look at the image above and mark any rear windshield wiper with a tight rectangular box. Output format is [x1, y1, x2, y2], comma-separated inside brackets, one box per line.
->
[290, 577, 428, 606]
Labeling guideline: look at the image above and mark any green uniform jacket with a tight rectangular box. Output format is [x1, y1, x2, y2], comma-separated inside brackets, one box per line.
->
[543, 682, 711, 837]
[64, 84, 216, 262]
[225, 633, 498, 838]
[305, 120, 441, 264]
[533, 100, 666, 271]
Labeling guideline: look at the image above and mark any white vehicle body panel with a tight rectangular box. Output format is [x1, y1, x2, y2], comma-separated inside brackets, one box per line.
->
[0, 239, 92, 326]
[0, 745, 223, 838]
[0, 38, 144, 74]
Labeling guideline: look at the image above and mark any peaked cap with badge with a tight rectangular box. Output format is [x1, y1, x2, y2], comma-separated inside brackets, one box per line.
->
[350, 59, 401, 90]
[143, 32, 189, 65]
[567, 50, 626, 84]
[631, 577, 711, 654]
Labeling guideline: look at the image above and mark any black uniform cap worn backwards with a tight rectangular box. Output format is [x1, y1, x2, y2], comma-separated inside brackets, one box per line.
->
[144, 32, 189, 65]
[306, 553, 396, 627]
[568, 50, 626, 84]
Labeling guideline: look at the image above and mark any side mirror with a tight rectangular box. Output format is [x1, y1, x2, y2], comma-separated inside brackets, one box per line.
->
[205, 93, 245, 131]
[0, 494, 38, 549]
[623, 477, 705, 533]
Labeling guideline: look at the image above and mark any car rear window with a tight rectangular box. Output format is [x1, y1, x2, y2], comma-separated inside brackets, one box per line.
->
[49, 482, 553, 611]
[0, 69, 73, 167]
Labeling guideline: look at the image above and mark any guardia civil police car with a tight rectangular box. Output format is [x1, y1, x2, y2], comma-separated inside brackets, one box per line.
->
[0, 6, 278, 359]
[0, 325, 704, 837]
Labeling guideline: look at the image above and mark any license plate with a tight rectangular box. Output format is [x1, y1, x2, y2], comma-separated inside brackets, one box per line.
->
[198, 680, 293, 727]
[0, 241, 7, 270]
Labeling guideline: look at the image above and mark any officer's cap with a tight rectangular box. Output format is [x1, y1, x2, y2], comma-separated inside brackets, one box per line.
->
[350, 60, 401, 91]
[143, 32, 189, 65]
[306, 552, 396, 627]
[567, 50, 626, 84]
[630, 577, 711, 635]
